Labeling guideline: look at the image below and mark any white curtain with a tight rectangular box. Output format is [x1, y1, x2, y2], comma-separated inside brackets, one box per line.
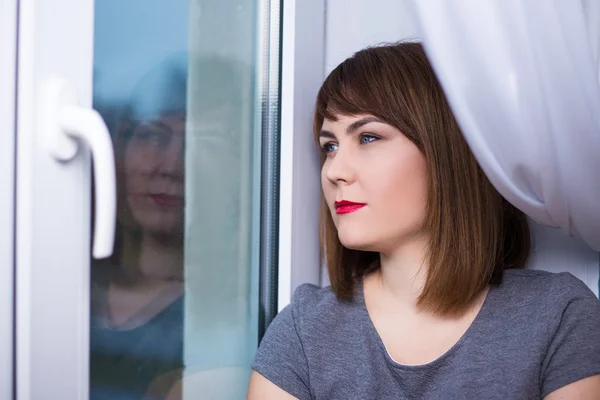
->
[410, 0, 600, 252]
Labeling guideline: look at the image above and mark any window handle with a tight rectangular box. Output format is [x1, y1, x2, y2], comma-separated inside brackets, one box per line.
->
[42, 78, 116, 259]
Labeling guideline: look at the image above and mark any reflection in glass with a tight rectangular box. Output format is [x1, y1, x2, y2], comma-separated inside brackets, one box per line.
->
[90, 1, 274, 398]
[91, 60, 187, 400]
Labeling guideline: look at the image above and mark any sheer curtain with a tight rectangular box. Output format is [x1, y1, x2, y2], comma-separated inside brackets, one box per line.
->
[410, 0, 600, 252]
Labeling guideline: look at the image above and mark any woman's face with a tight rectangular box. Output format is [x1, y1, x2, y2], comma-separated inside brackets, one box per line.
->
[121, 115, 185, 237]
[319, 114, 428, 254]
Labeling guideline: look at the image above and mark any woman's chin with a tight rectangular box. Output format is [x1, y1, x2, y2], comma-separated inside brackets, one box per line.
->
[139, 221, 184, 240]
[337, 231, 378, 252]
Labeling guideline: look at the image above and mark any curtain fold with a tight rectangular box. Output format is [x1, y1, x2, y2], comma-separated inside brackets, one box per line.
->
[410, 0, 600, 251]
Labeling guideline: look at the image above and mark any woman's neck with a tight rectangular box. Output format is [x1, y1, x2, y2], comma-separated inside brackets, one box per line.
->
[120, 231, 184, 282]
[367, 234, 489, 322]
[371, 235, 430, 310]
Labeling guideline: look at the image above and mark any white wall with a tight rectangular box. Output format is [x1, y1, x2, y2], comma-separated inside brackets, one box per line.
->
[322, 0, 599, 294]
[530, 222, 599, 296]
[325, 0, 419, 73]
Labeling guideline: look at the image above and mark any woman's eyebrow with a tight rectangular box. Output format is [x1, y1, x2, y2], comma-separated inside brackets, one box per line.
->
[318, 116, 384, 140]
[150, 120, 174, 133]
[318, 130, 336, 140]
[346, 116, 383, 133]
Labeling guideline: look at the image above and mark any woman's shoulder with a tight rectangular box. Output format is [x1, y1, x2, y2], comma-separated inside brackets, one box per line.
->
[499, 269, 599, 317]
[500, 270, 600, 396]
[290, 283, 336, 308]
[283, 283, 361, 329]
[501, 268, 596, 298]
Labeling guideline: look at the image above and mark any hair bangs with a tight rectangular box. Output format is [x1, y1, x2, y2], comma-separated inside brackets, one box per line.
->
[314, 54, 392, 141]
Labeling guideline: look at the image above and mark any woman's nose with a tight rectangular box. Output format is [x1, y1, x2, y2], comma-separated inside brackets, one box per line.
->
[324, 146, 355, 185]
[157, 135, 185, 178]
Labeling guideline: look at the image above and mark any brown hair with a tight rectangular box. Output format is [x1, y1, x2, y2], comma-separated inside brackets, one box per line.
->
[314, 42, 530, 316]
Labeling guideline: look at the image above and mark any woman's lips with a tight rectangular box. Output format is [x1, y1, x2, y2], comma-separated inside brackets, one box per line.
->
[147, 194, 185, 207]
[334, 200, 366, 214]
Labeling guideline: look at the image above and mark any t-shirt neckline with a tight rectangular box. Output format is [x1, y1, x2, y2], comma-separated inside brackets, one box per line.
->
[356, 277, 497, 370]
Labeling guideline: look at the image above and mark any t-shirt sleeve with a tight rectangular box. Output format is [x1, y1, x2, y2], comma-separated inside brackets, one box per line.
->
[540, 272, 600, 397]
[251, 286, 313, 400]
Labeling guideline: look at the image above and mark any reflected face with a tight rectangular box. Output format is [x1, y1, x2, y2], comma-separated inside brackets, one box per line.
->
[122, 115, 185, 237]
[319, 114, 428, 254]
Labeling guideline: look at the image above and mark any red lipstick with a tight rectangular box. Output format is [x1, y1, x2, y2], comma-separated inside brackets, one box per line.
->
[334, 200, 366, 214]
[149, 194, 184, 207]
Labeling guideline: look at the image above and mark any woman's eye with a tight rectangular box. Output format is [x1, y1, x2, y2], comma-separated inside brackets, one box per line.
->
[359, 134, 379, 145]
[321, 142, 338, 153]
[133, 129, 170, 147]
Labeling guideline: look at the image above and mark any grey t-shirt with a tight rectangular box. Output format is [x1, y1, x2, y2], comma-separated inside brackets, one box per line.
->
[252, 269, 600, 399]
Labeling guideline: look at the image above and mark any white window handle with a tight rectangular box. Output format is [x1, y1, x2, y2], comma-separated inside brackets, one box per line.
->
[42, 78, 116, 259]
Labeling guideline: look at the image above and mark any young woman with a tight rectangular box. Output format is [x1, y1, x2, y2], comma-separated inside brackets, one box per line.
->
[247, 42, 600, 399]
[90, 61, 187, 400]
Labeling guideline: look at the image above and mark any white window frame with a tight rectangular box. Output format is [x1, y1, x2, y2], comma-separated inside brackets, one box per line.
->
[16, 0, 96, 398]
[0, 0, 17, 397]
[11, 0, 331, 397]
[278, 0, 326, 309]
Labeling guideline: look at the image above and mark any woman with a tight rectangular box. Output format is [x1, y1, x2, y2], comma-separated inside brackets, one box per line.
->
[247, 42, 600, 399]
[90, 61, 187, 400]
